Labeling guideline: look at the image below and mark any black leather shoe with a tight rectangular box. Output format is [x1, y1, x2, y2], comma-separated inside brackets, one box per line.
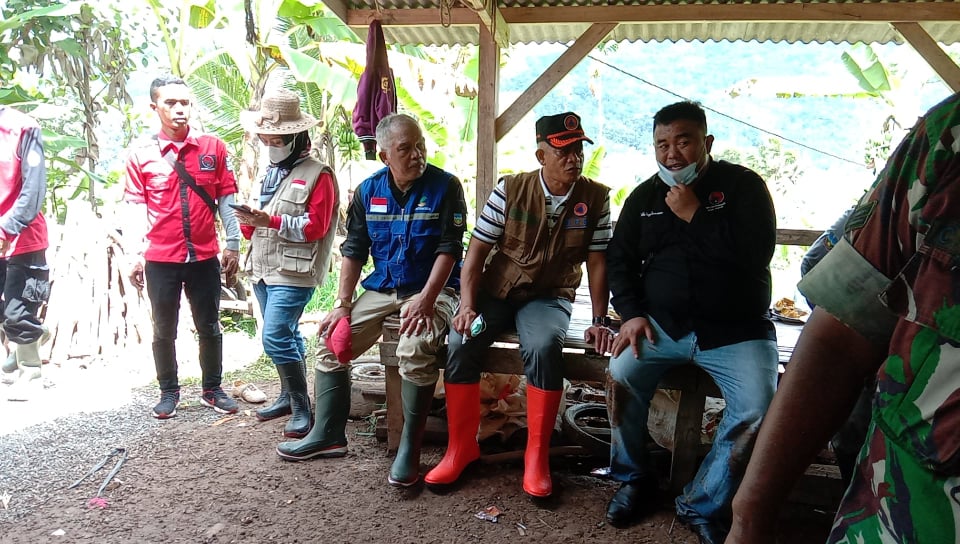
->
[682, 519, 728, 544]
[605, 481, 657, 528]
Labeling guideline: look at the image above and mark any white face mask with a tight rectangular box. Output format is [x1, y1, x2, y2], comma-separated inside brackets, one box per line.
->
[657, 161, 698, 187]
[266, 140, 295, 163]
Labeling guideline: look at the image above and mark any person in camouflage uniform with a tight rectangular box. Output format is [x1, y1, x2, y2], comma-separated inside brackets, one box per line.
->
[726, 91, 960, 544]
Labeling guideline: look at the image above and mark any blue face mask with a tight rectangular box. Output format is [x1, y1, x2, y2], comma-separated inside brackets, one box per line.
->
[657, 161, 698, 187]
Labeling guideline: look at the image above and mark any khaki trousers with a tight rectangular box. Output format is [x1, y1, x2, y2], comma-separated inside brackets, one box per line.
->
[316, 287, 457, 386]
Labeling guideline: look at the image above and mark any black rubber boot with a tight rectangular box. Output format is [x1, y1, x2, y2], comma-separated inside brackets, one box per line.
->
[256, 367, 291, 421]
[276, 370, 350, 461]
[281, 361, 312, 438]
[388, 380, 435, 487]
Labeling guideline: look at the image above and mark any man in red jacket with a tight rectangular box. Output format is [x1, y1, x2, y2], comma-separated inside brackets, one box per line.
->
[123, 75, 241, 419]
[0, 105, 51, 401]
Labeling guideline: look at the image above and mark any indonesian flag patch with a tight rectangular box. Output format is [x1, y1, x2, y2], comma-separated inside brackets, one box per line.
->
[370, 197, 388, 213]
[292, 178, 306, 186]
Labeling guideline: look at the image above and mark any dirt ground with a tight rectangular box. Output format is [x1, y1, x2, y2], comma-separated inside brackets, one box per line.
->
[0, 331, 836, 544]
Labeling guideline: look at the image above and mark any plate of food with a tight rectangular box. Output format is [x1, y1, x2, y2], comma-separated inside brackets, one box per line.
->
[772, 297, 808, 324]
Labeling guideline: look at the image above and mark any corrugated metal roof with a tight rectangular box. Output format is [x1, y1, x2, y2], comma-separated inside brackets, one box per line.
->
[344, 0, 960, 46]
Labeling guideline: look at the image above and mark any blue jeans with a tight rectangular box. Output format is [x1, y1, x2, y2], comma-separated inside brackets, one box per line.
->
[445, 293, 572, 390]
[253, 281, 314, 366]
[608, 317, 778, 524]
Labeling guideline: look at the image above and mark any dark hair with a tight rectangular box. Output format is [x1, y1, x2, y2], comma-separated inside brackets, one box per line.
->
[149, 75, 187, 103]
[653, 101, 708, 133]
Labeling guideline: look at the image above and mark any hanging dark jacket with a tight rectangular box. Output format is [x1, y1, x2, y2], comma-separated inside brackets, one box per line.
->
[353, 20, 397, 160]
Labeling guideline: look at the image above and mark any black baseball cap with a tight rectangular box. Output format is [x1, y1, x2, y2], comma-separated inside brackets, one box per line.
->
[535, 112, 594, 148]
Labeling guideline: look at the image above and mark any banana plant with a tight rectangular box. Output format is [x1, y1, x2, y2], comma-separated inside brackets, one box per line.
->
[1, 0, 147, 212]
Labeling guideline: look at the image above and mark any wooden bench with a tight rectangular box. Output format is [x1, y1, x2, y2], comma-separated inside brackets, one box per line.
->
[379, 310, 796, 494]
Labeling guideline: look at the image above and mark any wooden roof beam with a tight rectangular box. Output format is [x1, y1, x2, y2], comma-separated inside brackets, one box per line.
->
[322, 0, 351, 25]
[892, 22, 960, 93]
[461, 0, 510, 49]
[495, 22, 617, 141]
[347, 8, 478, 26]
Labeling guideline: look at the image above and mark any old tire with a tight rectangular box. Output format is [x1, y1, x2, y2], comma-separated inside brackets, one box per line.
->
[561, 402, 611, 459]
[349, 360, 386, 419]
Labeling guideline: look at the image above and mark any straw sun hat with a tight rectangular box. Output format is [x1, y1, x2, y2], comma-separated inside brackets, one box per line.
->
[240, 89, 320, 135]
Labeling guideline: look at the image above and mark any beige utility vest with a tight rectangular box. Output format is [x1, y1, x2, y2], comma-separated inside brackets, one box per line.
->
[482, 170, 609, 302]
[247, 159, 339, 288]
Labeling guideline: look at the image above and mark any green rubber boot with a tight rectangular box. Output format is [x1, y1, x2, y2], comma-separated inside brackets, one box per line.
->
[6, 341, 42, 401]
[276, 370, 350, 460]
[388, 380, 436, 487]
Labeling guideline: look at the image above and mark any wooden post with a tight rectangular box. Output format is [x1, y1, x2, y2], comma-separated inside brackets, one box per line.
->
[475, 24, 500, 210]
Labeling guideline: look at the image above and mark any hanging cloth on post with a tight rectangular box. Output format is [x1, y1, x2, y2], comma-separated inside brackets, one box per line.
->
[353, 20, 397, 160]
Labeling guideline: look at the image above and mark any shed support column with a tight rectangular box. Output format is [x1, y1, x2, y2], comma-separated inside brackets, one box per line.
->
[476, 24, 500, 209]
[892, 22, 960, 93]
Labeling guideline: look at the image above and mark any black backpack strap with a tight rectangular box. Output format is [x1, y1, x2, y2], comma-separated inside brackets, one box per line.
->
[155, 135, 218, 213]
[170, 159, 217, 213]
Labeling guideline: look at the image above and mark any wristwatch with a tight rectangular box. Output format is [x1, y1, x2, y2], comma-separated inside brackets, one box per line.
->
[333, 298, 353, 310]
[592, 315, 611, 327]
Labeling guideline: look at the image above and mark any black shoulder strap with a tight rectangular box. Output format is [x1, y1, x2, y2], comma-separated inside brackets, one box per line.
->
[156, 141, 217, 213]
[170, 159, 217, 213]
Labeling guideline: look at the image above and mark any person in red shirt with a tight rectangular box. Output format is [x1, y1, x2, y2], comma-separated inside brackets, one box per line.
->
[123, 75, 241, 419]
[0, 105, 51, 401]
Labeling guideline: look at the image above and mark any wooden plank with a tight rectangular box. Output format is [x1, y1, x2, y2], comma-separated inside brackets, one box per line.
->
[322, 0, 351, 26]
[220, 299, 253, 313]
[476, 24, 501, 211]
[777, 228, 821, 247]
[461, 0, 510, 48]
[347, 3, 958, 27]
[495, 22, 617, 141]
[347, 8, 478, 27]
[893, 22, 960, 93]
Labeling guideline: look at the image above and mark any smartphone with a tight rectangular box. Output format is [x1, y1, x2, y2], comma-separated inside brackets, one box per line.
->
[228, 203, 252, 213]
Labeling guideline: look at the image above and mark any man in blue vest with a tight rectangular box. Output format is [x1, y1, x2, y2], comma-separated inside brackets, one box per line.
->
[277, 114, 468, 490]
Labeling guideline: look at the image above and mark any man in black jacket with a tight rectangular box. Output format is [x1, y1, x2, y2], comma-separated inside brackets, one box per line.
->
[603, 101, 778, 544]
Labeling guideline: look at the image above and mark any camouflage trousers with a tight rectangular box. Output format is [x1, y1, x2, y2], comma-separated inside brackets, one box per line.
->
[828, 420, 960, 543]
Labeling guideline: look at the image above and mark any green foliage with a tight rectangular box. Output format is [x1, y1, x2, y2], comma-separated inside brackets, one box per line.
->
[582, 145, 605, 179]
[716, 138, 803, 196]
[221, 311, 258, 337]
[224, 350, 275, 383]
[1, 0, 148, 215]
[304, 267, 340, 315]
[841, 44, 893, 99]
[188, 54, 252, 155]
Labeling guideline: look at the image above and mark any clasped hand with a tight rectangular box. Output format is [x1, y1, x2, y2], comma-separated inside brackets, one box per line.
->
[584, 324, 616, 355]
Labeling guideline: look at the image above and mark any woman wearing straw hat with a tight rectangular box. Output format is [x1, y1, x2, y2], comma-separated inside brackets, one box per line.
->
[238, 89, 340, 439]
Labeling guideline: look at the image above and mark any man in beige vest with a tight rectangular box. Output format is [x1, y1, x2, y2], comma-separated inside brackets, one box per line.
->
[425, 112, 615, 498]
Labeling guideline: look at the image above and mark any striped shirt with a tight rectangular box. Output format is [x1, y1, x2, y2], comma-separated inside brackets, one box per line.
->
[473, 170, 612, 252]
